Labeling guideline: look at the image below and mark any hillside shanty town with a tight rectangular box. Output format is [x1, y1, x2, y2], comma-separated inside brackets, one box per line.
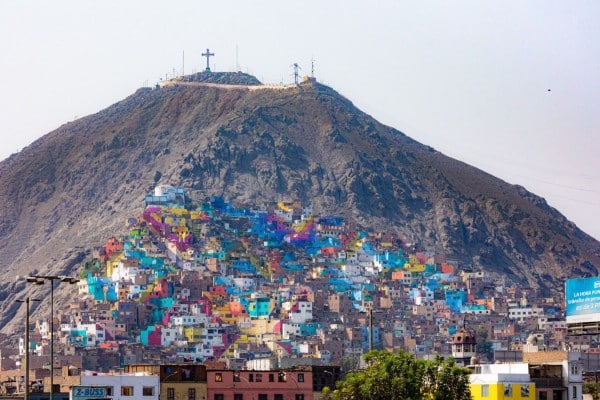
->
[1, 185, 598, 400]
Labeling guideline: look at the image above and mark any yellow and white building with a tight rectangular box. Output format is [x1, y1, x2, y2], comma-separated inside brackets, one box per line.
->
[469, 362, 535, 400]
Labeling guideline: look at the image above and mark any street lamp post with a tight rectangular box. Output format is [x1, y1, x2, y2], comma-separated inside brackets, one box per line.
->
[16, 297, 40, 400]
[26, 275, 79, 400]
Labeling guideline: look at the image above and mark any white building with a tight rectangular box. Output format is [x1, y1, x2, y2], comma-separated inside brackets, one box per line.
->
[72, 323, 106, 347]
[80, 372, 160, 400]
[508, 306, 544, 322]
[341, 263, 363, 277]
[160, 327, 182, 347]
[111, 261, 139, 283]
[469, 363, 534, 399]
[286, 300, 313, 324]
[170, 314, 210, 327]
[176, 342, 213, 361]
[537, 317, 567, 331]
[523, 341, 583, 400]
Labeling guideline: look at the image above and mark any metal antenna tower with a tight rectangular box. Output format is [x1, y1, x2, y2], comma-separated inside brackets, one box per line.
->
[292, 63, 301, 85]
[311, 57, 315, 78]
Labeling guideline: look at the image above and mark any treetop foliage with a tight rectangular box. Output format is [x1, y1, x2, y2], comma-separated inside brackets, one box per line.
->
[324, 350, 472, 400]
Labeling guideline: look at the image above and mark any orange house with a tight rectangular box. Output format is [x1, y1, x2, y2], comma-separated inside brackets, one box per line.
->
[104, 236, 123, 258]
[440, 263, 455, 274]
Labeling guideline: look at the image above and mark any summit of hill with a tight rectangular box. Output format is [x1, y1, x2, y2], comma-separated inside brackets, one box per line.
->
[181, 71, 262, 85]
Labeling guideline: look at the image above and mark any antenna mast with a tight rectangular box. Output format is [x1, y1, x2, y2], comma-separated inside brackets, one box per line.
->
[292, 63, 301, 85]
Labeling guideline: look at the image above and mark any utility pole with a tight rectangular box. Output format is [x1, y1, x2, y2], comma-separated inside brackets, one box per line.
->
[16, 297, 40, 400]
[27, 275, 79, 400]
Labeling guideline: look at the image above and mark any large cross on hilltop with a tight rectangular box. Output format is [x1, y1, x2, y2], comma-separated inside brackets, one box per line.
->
[202, 48, 214, 72]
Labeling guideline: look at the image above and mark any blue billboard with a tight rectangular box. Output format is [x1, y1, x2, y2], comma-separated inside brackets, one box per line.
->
[566, 277, 600, 324]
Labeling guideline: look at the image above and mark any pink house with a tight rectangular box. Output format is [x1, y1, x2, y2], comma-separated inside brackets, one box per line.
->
[207, 368, 313, 400]
[147, 326, 162, 347]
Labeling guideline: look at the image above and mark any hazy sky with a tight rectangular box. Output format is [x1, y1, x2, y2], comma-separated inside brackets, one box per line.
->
[1, 1, 599, 240]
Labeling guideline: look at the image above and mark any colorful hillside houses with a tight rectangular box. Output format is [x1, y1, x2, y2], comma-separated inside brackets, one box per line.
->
[85, 274, 118, 302]
[26, 183, 571, 386]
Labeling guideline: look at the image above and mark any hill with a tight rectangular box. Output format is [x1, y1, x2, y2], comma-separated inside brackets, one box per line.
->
[0, 72, 599, 328]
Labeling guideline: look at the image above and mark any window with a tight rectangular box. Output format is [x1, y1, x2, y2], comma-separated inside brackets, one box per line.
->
[573, 386, 577, 399]
[295, 395, 305, 400]
[278, 372, 286, 382]
[234, 395, 244, 400]
[106, 387, 114, 396]
[503, 384, 512, 398]
[274, 395, 283, 400]
[258, 395, 268, 400]
[215, 373, 223, 382]
[269, 373, 274, 382]
[234, 373, 241, 382]
[481, 384, 489, 397]
[214, 395, 224, 400]
[167, 388, 174, 400]
[142, 387, 154, 396]
[521, 385, 529, 397]
[122, 386, 134, 396]
[571, 364, 579, 375]
[297, 373, 305, 382]
[188, 388, 196, 400]
[256, 373, 263, 382]
[249, 373, 254, 382]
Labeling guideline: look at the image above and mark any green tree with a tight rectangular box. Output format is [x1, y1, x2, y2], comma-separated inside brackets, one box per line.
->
[584, 381, 600, 400]
[325, 350, 472, 400]
[475, 328, 493, 361]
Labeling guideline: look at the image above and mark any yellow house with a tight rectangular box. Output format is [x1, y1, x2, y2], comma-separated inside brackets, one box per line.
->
[469, 363, 535, 400]
[183, 326, 203, 342]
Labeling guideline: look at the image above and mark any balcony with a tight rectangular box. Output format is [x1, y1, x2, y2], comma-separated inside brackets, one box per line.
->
[531, 377, 564, 388]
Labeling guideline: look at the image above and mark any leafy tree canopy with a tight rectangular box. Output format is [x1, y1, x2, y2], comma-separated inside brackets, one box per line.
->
[325, 350, 472, 400]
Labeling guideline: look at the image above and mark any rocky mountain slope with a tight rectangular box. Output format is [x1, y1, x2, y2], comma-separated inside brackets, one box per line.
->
[1, 72, 599, 329]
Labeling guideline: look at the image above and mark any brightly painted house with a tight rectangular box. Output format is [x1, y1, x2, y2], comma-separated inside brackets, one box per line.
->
[65, 323, 106, 347]
[284, 300, 313, 324]
[282, 321, 322, 339]
[445, 289, 467, 313]
[245, 293, 273, 318]
[409, 287, 434, 305]
[86, 273, 118, 302]
[469, 363, 535, 400]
